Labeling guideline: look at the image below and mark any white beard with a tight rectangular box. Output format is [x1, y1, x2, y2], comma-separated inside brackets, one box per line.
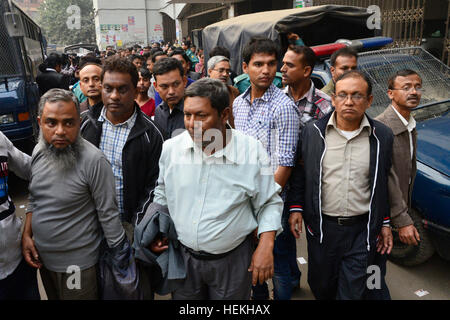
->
[37, 131, 81, 171]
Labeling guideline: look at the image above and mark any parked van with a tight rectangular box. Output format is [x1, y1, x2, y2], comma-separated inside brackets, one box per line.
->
[0, 0, 45, 153]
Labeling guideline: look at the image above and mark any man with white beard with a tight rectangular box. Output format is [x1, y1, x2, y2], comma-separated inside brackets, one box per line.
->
[22, 88, 127, 300]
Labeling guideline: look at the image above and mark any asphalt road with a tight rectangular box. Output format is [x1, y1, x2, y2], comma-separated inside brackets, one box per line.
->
[8, 175, 450, 300]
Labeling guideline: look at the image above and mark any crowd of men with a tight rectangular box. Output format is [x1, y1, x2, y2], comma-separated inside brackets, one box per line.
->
[0, 35, 423, 301]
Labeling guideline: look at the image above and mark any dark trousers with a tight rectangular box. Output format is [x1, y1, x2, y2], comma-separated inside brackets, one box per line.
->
[40, 264, 99, 300]
[364, 249, 391, 300]
[272, 204, 301, 300]
[0, 258, 40, 300]
[172, 236, 253, 300]
[306, 216, 374, 300]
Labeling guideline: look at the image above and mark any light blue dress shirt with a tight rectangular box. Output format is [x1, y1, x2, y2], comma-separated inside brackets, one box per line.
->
[153, 129, 283, 254]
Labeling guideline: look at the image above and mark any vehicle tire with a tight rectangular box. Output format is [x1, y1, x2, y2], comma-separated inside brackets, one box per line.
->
[389, 208, 435, 266]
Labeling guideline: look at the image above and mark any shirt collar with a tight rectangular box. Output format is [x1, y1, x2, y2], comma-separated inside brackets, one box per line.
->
[181, 129, 238, 163]
[390, 105, 416, 132]
[284, 80, 315, 104]
[326, 111, 371, 135]
[98, 105, 138, 128]
[244, 83, 277, 104]
[161, 99, 184, 112]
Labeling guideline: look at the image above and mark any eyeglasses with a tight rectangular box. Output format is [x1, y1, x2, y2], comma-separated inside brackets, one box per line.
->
[390, 86, 425, 93]
[333, 93, 367, 102]
[211, 68, 231, 75]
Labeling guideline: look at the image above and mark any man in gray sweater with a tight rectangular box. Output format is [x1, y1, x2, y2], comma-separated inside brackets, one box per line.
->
[22, 89, 126, 300]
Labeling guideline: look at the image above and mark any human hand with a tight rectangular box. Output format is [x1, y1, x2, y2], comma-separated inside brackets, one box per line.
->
[287, 32, 300, 41]
[376, 226, 393, 255]
[148, 237, 169, 254]
[398, 224, 420, 246]
[248, 232, 275, 285]
[22, 235, 42, 268]
[289, 212, 303, 239]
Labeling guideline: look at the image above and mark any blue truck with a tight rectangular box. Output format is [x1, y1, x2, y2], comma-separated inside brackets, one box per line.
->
[0, 0, 45, 153]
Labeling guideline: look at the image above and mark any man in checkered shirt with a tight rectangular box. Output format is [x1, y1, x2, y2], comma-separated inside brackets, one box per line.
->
[281, 45, 333, 129]
[273, 44, 333, 300]
[81, 57, 164, 241]
[233, 37, 300, 300]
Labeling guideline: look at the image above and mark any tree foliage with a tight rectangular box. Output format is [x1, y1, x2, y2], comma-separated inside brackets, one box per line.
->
[38, 0, 95, 45]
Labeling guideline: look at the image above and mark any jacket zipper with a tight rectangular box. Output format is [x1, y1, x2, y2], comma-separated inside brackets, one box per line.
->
[313, 123, 327, 244]
[367, 127, 380, 251]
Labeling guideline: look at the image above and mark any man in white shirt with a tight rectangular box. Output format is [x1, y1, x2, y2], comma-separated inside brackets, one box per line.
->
[150, 78, 283, 299]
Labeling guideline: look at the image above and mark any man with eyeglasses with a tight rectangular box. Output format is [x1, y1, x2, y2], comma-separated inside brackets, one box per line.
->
[207, 55, 239, 127]
[287, 70, 407, 300]
[367, 69, 423, 300]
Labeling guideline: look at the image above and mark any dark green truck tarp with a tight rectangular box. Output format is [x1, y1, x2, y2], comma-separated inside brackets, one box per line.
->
[202, 5, 376, 73]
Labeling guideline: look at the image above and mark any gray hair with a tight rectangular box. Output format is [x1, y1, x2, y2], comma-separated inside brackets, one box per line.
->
[207, 55, 229, 74]
[184, 78, 229, 114]
[38, 88, 80, 117]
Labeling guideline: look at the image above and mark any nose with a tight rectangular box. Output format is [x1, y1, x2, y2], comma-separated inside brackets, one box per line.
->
[167, 85, 176, 96]
[187, 115, 195, 129]
[344, 95, 354, 105]
[55, 123, 65, 136]
[262, 64, 270, 74]
[110, 88, 120, 100]
[88, 78, 96, 87]
[410, 87, 419, 94]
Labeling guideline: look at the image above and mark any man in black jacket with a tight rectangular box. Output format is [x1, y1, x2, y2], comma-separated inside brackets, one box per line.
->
[36, 53, 70, 96]
[287, 70, 404, 300]
[80, 56, 164, 240]
[153, 58, 187, 139]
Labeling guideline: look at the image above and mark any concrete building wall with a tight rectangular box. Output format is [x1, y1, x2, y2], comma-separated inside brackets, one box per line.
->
[93, 0, 168, 49]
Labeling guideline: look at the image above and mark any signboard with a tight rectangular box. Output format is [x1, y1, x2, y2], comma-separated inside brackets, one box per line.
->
[294, 0, 313, 7]
[128, 16, 135, 26]
[100, 24, 128, 33]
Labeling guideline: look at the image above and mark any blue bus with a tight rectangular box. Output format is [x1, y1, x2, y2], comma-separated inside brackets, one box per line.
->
[0, 0, 45, 153]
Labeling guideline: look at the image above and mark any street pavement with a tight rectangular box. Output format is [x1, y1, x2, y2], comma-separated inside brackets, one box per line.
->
[9, 175, 450, 300]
